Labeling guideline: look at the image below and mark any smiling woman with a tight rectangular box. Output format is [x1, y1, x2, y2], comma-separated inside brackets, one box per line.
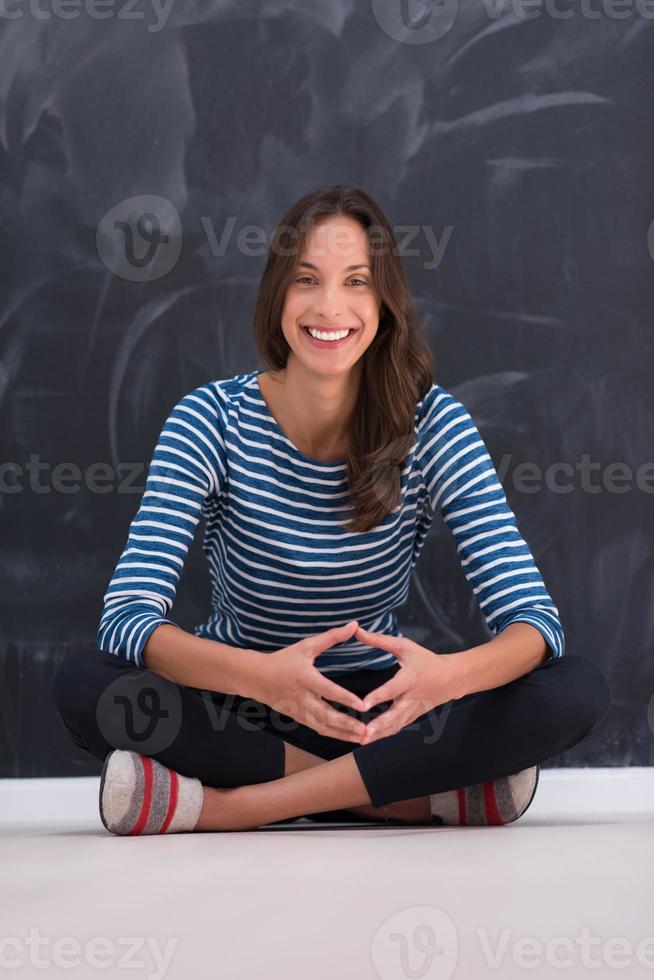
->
[50, 184, 611, 836]
[251, 185, 435, 533]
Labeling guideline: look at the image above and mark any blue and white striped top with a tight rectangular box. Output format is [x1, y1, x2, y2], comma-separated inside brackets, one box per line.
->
[97, 369, 565, 674]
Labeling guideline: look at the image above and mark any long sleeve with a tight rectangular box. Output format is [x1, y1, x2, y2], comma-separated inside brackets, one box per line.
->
[97, 384, 227, 668]
[416, 384, 565, 663]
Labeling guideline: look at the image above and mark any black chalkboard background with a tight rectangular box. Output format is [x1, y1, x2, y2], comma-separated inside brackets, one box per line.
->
[1, 1, 652, 776]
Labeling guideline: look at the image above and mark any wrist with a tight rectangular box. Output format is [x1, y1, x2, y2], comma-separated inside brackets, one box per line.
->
[235, 649, 271, 701]
[441, 650, 473, 700]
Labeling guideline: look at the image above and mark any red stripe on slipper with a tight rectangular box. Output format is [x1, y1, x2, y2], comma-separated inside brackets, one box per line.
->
[483, 780, 504, 825]
[131, 755, 154, 836]
[160, 769, 179, 834]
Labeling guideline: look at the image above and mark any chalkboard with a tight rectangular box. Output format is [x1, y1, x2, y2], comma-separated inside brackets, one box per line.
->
[1, 1, 652, 776]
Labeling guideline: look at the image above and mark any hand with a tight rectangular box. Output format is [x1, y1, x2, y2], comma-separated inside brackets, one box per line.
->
[355, 625, 464, 744]
[252, 620, 369, 742]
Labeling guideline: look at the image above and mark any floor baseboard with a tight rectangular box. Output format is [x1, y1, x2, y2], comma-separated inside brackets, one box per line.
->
[2, 767, 653, 825]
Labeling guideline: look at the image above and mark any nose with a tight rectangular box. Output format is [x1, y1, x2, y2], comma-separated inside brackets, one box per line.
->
[310, 281, 351, 316]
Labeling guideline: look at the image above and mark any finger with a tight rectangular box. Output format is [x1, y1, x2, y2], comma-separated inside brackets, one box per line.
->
[320, 722, 367, 743]
[308, 620, 359, 655]
[321, 705, 367, 739]
[311, 672, 367, 713]
[354, 625, 405, 658]
[305, 694, 367, 739]
[360, 676, 405, 712]
[362, 702, 416, 743]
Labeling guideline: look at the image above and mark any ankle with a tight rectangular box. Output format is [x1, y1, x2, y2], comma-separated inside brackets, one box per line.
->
[364, 797, 433, 825]
[195, 785, 235, 831]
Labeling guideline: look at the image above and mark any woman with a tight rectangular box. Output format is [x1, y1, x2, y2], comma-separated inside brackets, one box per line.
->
[49, 185, 611, 835]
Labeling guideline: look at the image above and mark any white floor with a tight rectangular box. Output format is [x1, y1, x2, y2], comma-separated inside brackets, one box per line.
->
[2, 769, 653, 980]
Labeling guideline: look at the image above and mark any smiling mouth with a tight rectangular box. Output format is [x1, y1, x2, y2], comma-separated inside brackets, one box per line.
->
[301, 326, 358, 337]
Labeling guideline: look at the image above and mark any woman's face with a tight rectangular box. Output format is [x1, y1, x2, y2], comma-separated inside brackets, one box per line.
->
[280, 215, 381, 377]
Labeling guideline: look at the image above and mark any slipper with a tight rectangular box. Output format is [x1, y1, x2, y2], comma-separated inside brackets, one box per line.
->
[99, 749, 204, 836]
[430, 765, 540, 826]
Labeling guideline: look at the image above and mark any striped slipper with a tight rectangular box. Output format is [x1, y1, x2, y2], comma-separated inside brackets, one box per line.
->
[99, 749, 204, 836]
[430, 765, 540, 826]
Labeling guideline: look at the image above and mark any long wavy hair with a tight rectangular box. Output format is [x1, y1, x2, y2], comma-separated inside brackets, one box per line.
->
[252, 185, 434, 533]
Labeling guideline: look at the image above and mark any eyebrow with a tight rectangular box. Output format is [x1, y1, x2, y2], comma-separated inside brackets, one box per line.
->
[298, 262, 371, 272]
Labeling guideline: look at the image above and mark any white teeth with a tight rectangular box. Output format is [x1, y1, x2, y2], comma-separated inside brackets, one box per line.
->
[306, 328, 352, 341]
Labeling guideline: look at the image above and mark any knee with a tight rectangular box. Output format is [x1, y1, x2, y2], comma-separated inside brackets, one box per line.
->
[49, 649, 102, 726]
[557, 654, 612, 736]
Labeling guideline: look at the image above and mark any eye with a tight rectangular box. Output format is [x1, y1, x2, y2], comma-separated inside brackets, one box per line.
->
[294, 276, 368, 286]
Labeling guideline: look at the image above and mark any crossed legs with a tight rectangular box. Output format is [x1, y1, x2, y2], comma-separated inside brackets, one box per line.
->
[49, 648, 612, 831]
[196, 743, 433, 830]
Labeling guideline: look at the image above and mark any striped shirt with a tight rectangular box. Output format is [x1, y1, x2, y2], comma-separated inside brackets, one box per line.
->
[97, 369, 565, 674]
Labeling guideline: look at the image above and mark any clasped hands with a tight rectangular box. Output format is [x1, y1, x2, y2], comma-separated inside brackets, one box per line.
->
[341, 621, 463, 744]
[255, 619, 465, 746]
[254, 620, 464, 745]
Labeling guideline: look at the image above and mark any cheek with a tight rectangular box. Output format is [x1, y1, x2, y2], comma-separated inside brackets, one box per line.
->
[361, 296, 381, 323]
[281, 293, 305, 325]
[358, 331, 378, 356]
[362, 306, 381, 335]
[280, 296, 300, 331]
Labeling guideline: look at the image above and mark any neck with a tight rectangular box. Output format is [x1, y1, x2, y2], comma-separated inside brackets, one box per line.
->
[266, 359, 361, 460]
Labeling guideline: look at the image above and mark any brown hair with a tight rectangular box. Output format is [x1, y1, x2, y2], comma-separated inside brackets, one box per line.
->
[252, 185, 434, 533]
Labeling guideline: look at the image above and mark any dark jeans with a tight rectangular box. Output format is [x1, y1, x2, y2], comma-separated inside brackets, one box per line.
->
[49, 646, 611, 814]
